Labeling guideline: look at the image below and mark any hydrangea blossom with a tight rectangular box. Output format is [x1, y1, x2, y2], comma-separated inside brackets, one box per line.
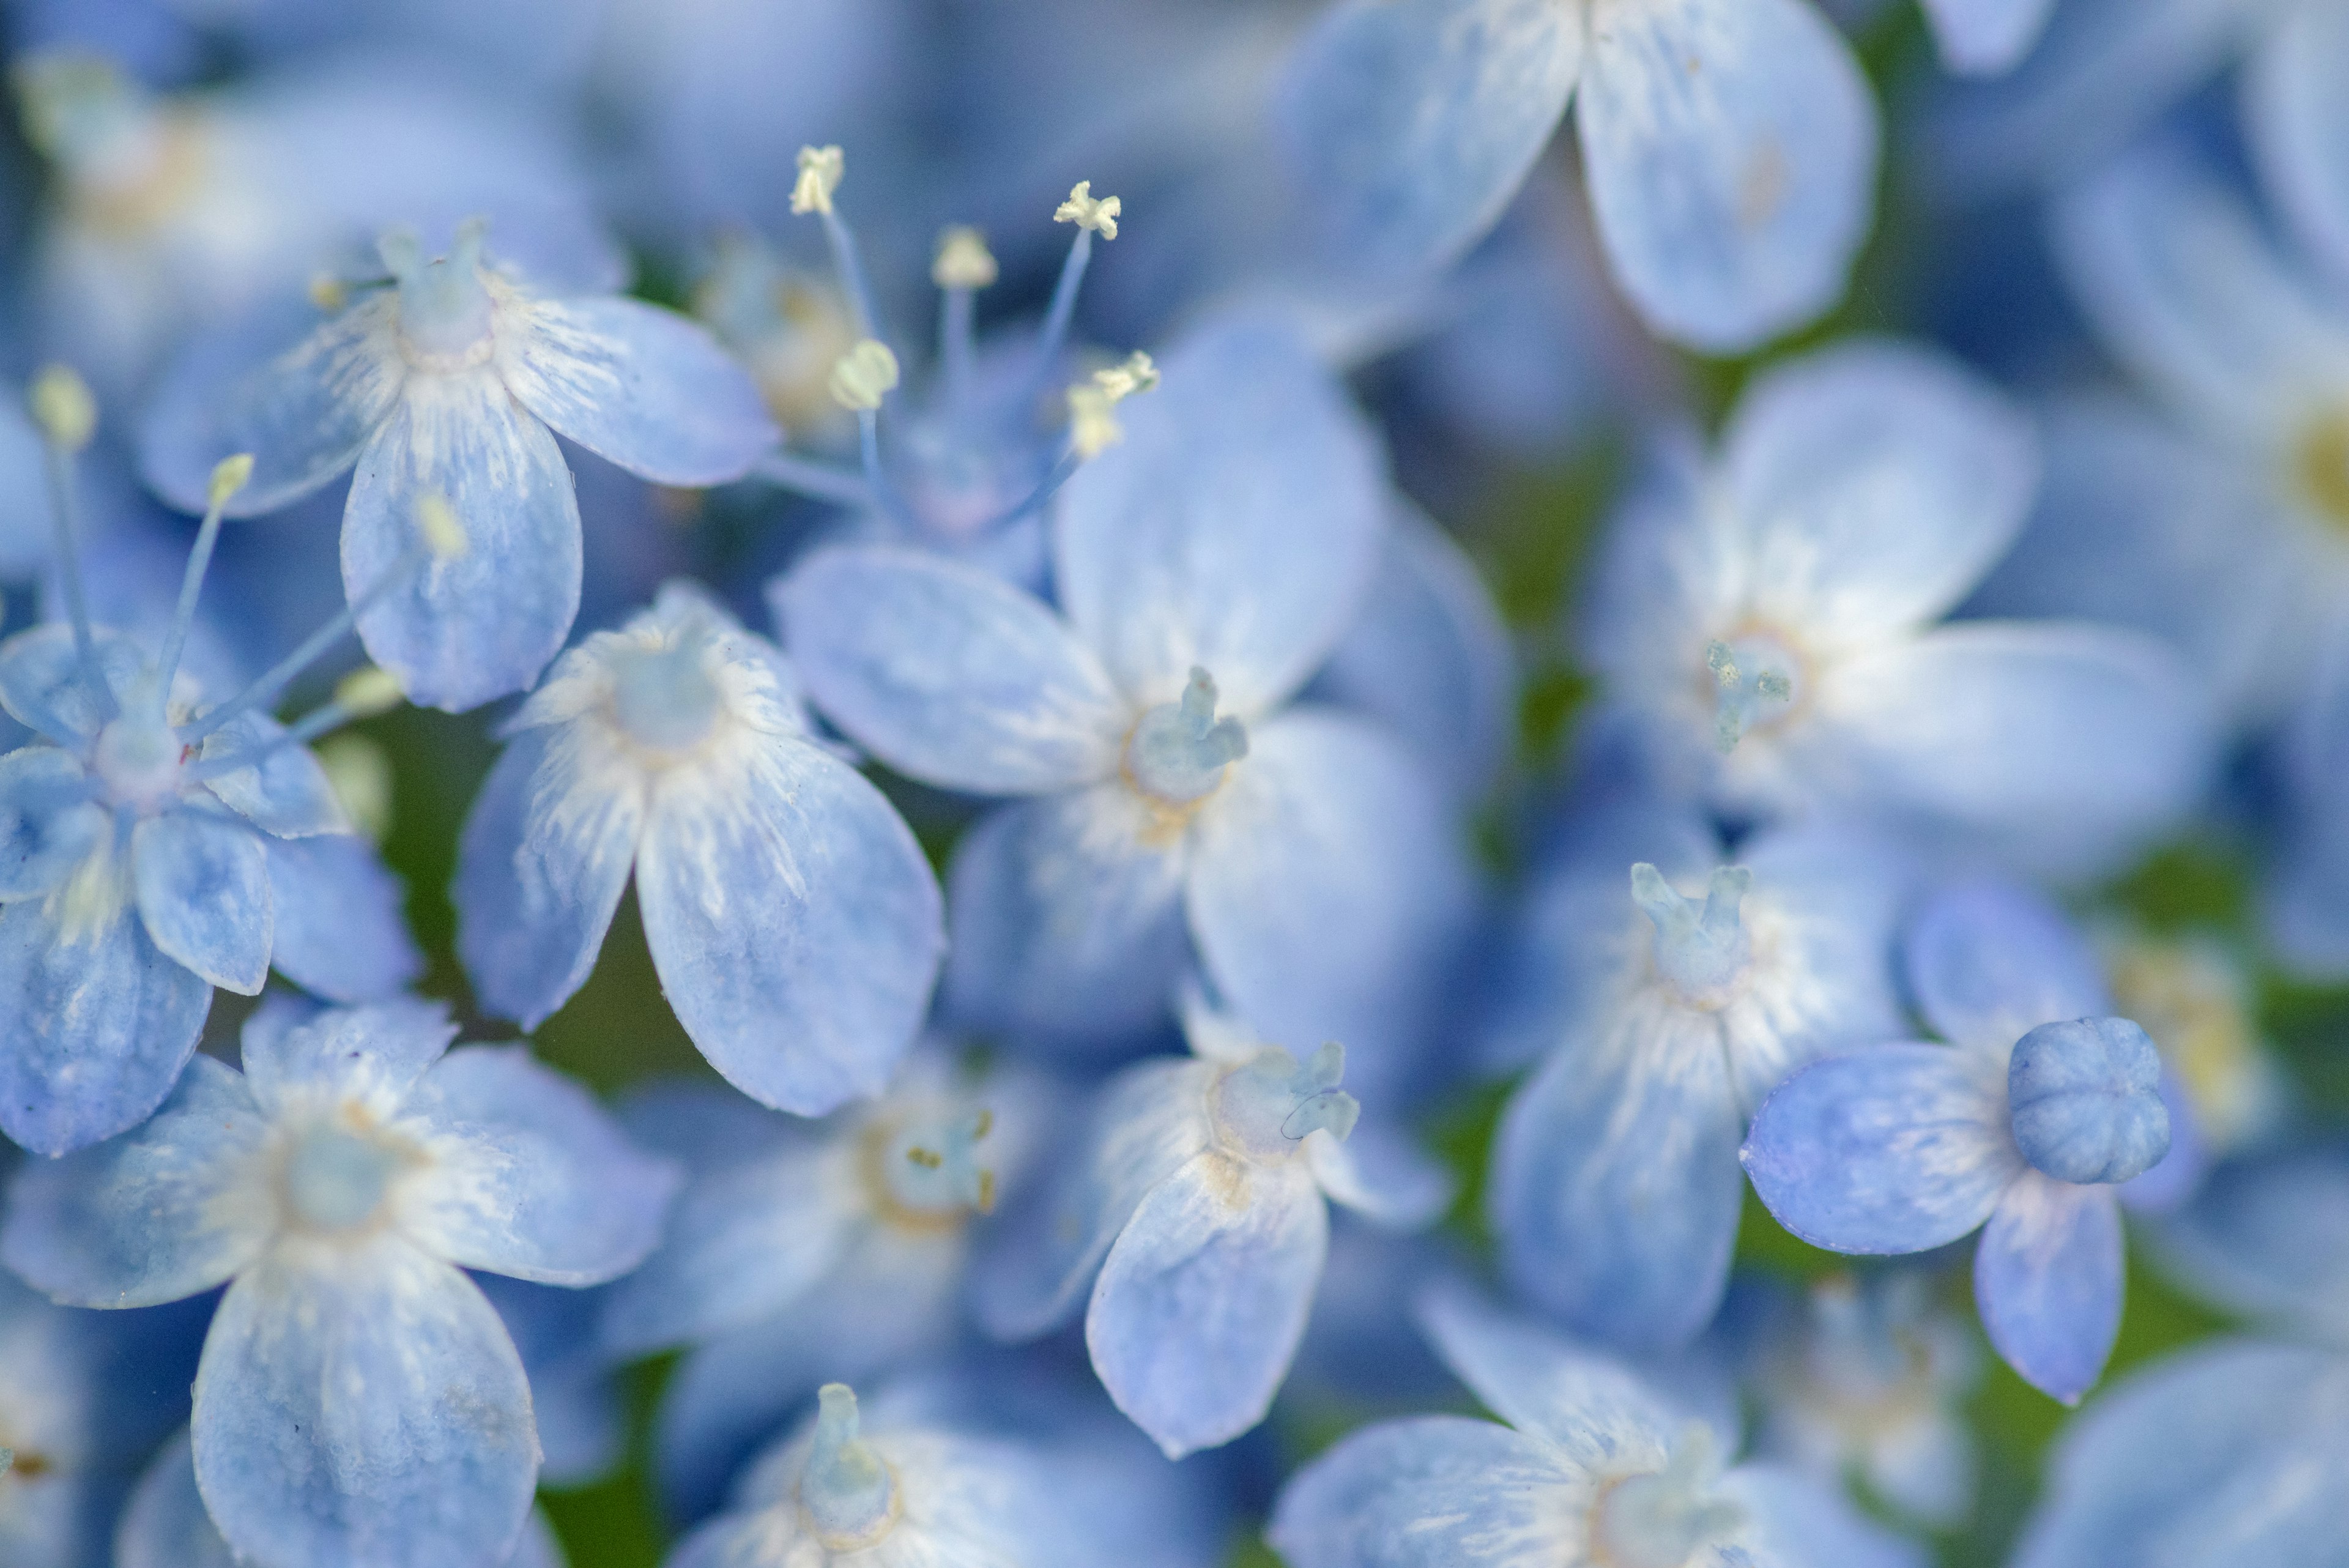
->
[1742, 880, 2178, 1403]
[138, 217, 777, 710]
[453, 581, 943, 1117]
[1270, 1287, 1924, 1568]
[1581, 337, 2214, 876]
[1274, 0, 1879, 351]
[975, 995, 1452, 1457]
[779, 315, 1472, 1081]
[1486, 814, 1908, 1348]
[0, 1000, 679, 1568]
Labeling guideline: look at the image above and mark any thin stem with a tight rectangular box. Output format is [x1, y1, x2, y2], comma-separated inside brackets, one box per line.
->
[185, 697, 357, 783]
[183, 544, 422, 743]
[754, 451, 876, 509]
[982, 442, 1082, 533]
[154, 495, 229, 717]
[39, 440, 116, 723]
[820, 209, 881, 345]
[854, 409, 921, 535]
[1026, 229, 1093, 395]
[941, 287, 976, 412]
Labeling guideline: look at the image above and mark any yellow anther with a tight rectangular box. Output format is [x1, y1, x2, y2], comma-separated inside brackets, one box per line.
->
[1067, 352, 1160, 459]
[29, 364, 95, 451]
[1054, 181, 1121, 240]
[976, 1169, 997, 1214]
[207, 453, 254, 510]
[333, 666, 407, 718]
[931, 226, 999, 290]
[828, 339, 900, 411]
[308, 273, 349, 313]
[905, 1146, 943, 1170]
[971, 1107, 993, 1141]
[792, 145, 845, 216]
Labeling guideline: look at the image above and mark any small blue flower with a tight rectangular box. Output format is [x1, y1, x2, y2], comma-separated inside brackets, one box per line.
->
[138, 217, 778, 711]
[975, 994, 1452, 1457]
[1917, 0, 2059, 75]
[778, 315, 1473, 1082]
[1486, 817, 1909, 1350]
[1269, 1286, 1925, 1568]
[1742, 880, 2179, 1403]
[453, 581, 944, 1117]
[0, 1000, 680, 1568]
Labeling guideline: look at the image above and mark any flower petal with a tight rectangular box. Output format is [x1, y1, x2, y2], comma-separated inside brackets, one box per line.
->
[499, 295, 777, 485]
[1268, 1416, 1573, 1568]
[240, 998, 457, 1121]
[1575, 0, 1877, 352]
[1741, 1043, 2023, 1255]
[774, 546, 1128, 794]
[1902, 879, 2110, 1057]
[197, 713, 349, 839]
[1, 1055, 270, 1306]
[132, 809, 273, 995]
[343, 369, 581, 713]
[1918, 0, 2058, 75]
[1307, 1123, 1456, 1231]
[1974, 1173, 2123, 1403]
[2247, 5, 2349, 284]
[264, 834, 425, 1003]
[1055, 317, 1387, 716]
[1087, 1149, 1327, 1457]
[0, 625, 147, 747]
[190, 1241, 537, 1568]
[636, 737, 943, 1117]
[0, 746, 105, 901]
[1726, 1463, 1929, 1568]
[1416, 1285, 1687, 1466]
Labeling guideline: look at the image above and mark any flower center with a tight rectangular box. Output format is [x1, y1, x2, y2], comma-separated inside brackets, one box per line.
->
[607, 631, 724, 756]
[1592, 1426, 1746, 1568]
[799, 1384, 897, 1551]
[1125, 667, 1248, 806]
[1631, 863, 1753, 1001]
[283, 1123, 405, 1234]
[867, 1107, 996, 1232]
[1211, 1042, 1358, 1163]
[90, 713, 185, 814]
[1699, 633, 1803, 753]
[2293, 406, 2349, 537]
[384, 218, 496, 366]
[2005, 1017, 2171, 1186]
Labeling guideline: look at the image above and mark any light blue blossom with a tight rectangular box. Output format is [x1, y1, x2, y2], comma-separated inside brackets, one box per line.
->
[1486, 817, 1909, 1350]
[138, 215, 777, 711]
[1913, 0, 2060, 75]
[1274, 0, 1880, 351]
[975, 994, 1452, 1457]
[1269, 1287, 1924, 1568]
[778, 315, 1473, 1080]
[1742, 880, 2180, 1403]
[1581, 337, 2213, 876]
[0, 1000, 680, 1568]
[453, 581, 943, 1117]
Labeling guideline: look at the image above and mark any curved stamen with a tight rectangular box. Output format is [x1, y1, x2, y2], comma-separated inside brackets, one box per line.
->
[29, 364, 116, 724]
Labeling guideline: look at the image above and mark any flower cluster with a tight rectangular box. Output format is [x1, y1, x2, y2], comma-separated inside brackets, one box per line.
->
[1, 5, 2345, 1568]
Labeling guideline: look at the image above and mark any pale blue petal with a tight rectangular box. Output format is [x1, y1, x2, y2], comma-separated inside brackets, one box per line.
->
[477, 1276, 622, 1490]
[240, 998, 457, 1120]
[2153, 1146, 2349, 1339]
[501, 295, 778, 485]
[774, 546, 1127, 793]
[196, 713, 347, 838]
[974, 1058, 1214, 1342]
[0, 746, 104, 900]
[1722, 339, 2039, 642]
[1308, 1123, 1457, 1230]
[1817, 622, 2215, 875]
[116, 1432, 236, 1568]
[1415, 1287, 1688, 1463]
[1974, 1173, 2123, 1403]
[1056, 318, 1387, 715]
[2247, 6, 2349, 283]
[1268, 1416, 1572, 1568]
[1310, 502, 1517, 803]
[401, 1045, 680, 1285]
[456, 727, 642, 1030]
[0, 625, 146, 746]
[616, 1079, 797, 1175]
[132, 809, 273, 995]
[1741, 1044, 2022, 1254]
[1726, 1463, 1929, 1568]
[138, 293, 407, 518]
[264, 834, 425, 1002]
[1088, 1151, 1328, 1457]
[1491, 998, 1745, 1348]
[191, 1241, 536, 1568]
[1272, 0, 1583, 285]
[1186, 708, 1471, 1101]
[637, 738, 943, 1117]
[941, 788, 1190, 1048]
[2115, 1063, 2205, 1214]
[0, 896, 212, 1156]
[342, 369, 580, 713]
[1575, 0, 1877, 352]
[1918, 0, 2060, 75]
[0, 1055, 270, 1305]
[1903, 879, 2109, 1055]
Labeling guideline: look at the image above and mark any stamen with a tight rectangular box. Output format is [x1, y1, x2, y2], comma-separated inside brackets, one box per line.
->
[801, 1384, 896, 1550]
[828, 340, 900, 412]
[792, 145, 880, 341]
[932, 226, 996, 409]
[1703, 637, 1795, 753]
[1030, 182, 1121, 393]
[1631, 863, 1753, 997]
[1125, 667, 1247, 804]
[752, 451, 875, 508]
[187, 666, 406, 785]
[28, 363, 114, 723]
[154, 453, 253, 717]
[1069, 352, 1160, 459]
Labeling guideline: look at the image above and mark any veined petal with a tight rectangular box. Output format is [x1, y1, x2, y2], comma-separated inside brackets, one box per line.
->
[1272, 0, 1584, 284]
[264, 834, 425, 1003]
[191, 1240, 537, 1568]
[0, 896, 212, 1155]
[774, 546, 1128, 794]
[1918, 0, 2060, 75]
[1902, 879, 2110, 1057]
[2247, 6, 2349, 284]
[1416, 1285, 1688, 1466]
[343, 369, 581, 712]
[1269, 1416, 1576, 1568]
[455, 726, 644, 1031]
[1726, 1464, 1929, 1568]
[1087, 1149, 1328, 1457]
[941, 788, 1191, 1048]
[0, 746, 105, 901]
[1, 1055, 271, 1306]
[1056, 318, 1388, 717]
[399, 1045, 680, 1285]
[1975, 1174, 2123, 1403]
[636, 736, 943, 1117]
[139, 293, 406, 518]
[1576, 0, 1877, 352]
[132, 809, 273, 995]
[240, 998, 457, 1121]
[0, 626, 147, 747]
[196, 713, 349, 839]
[499, 294, 777, 485]
[1742, 1043, 2024, 1255]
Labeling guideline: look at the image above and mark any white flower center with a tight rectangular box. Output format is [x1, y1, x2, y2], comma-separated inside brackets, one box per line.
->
[607, 631, 724, 756]
[90, 714, 184, 814]
[1593, 1426, 1746, 1568]
[283, 1123, 404, 1234]
[1125, 667, 1247, 806]
[1212, 1042, 1357, 1164]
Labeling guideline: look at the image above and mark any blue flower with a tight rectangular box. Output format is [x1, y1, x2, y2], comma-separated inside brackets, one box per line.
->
[778, 315, 1473, 1082]
[975, 994, 1452, 1457]
[453, 581, 944, 1117]
[138, 217, 777, 711]
[1269, 1287, 1924, 1568]
[1742, 880, 2181, 1403]
[1486, 816, 1909, 1350]
[1581, 338, 2213, 877]
[0, 1000, 680, 1568]
[1273, 0, 1879, 351]
[1917, 0, 2060, 76]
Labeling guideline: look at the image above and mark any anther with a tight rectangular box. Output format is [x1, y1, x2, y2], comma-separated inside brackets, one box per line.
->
[829, 340, 900, 412]
[1054, 181, 1121, 239]
[792, 146, 845, 217]
[932, 227, 998, 291]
